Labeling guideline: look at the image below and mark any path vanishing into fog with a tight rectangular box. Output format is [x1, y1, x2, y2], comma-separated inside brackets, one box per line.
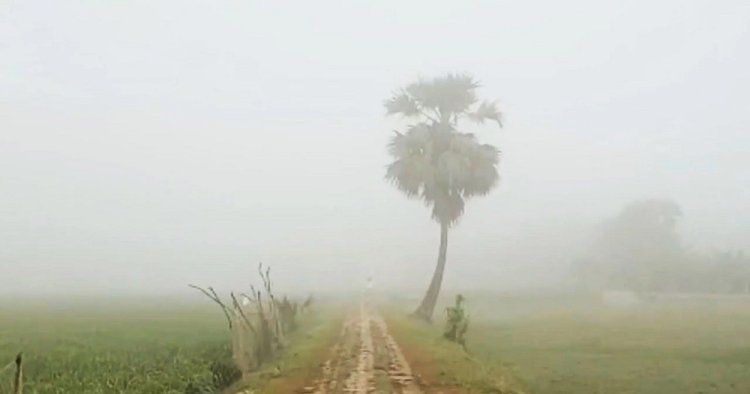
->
[301, 303, 422, 394]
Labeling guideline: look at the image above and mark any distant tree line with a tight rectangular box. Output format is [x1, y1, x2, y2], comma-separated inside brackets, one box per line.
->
[574, 199, 750, 294]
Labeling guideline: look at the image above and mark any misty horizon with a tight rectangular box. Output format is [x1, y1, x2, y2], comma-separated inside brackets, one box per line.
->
[2, 0, 749, 296]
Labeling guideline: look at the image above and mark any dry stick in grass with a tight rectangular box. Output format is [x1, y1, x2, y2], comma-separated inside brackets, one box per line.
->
[258, 267, 286, 347]
[189, 265, 292, 370]
[230, 292, 257, 375]
[191, 285, 263, 370]
[230, 292, 257, 336]
[189, 284, 234, 329]
[258, 263, 284, 342]
[13, 352, 22, 394]
[249, 286, 275, 362]
[234, 293, 267, 364]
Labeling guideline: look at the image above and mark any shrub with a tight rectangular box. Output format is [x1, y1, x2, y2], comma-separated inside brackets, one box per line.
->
[444, 294, 469, 348]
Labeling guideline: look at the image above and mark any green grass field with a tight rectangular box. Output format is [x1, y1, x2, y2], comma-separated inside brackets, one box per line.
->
[457, 292, 750, 394]
[0, 297, 341, 394]
[4, 294, 750, 393]
[0, 298, 230, 393]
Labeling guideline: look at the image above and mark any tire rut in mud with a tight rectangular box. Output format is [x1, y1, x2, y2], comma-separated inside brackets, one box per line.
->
[300, 304, 421, 394]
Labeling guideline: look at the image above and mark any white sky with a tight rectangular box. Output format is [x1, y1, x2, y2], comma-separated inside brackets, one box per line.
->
[1, 0, 749, 295]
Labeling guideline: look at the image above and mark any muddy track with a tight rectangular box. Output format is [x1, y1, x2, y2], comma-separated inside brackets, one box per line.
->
[301, 303, 421, 394]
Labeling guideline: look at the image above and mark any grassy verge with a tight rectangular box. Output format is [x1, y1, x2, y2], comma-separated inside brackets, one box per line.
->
[234, 306, 344, 393]
[383, 308, 525, 394]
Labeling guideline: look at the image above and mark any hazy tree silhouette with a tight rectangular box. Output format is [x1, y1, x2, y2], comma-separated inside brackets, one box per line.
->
[384, 74, 503, 320]
[577, 199, 685, 292]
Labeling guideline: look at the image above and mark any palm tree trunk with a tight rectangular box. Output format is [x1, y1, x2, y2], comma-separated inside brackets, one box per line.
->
[413, 222, 449, 321]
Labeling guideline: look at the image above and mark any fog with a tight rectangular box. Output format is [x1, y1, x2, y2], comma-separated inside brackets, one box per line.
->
[1, 0, 749, 296]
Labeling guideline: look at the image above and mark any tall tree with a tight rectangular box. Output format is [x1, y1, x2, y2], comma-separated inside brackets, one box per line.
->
[384, 74, 503, 320]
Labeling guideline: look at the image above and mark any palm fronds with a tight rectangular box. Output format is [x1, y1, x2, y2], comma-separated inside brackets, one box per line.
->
[384, 79, 502, 226]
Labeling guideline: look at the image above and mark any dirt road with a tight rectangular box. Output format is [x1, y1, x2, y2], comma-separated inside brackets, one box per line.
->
[301, 303, 422, 394]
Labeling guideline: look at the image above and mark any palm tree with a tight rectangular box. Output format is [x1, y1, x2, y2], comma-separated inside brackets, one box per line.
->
[384, 73, 503, 320]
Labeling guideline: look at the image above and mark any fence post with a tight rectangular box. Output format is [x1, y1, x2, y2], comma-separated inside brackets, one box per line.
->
[13, 352, 22, 394]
